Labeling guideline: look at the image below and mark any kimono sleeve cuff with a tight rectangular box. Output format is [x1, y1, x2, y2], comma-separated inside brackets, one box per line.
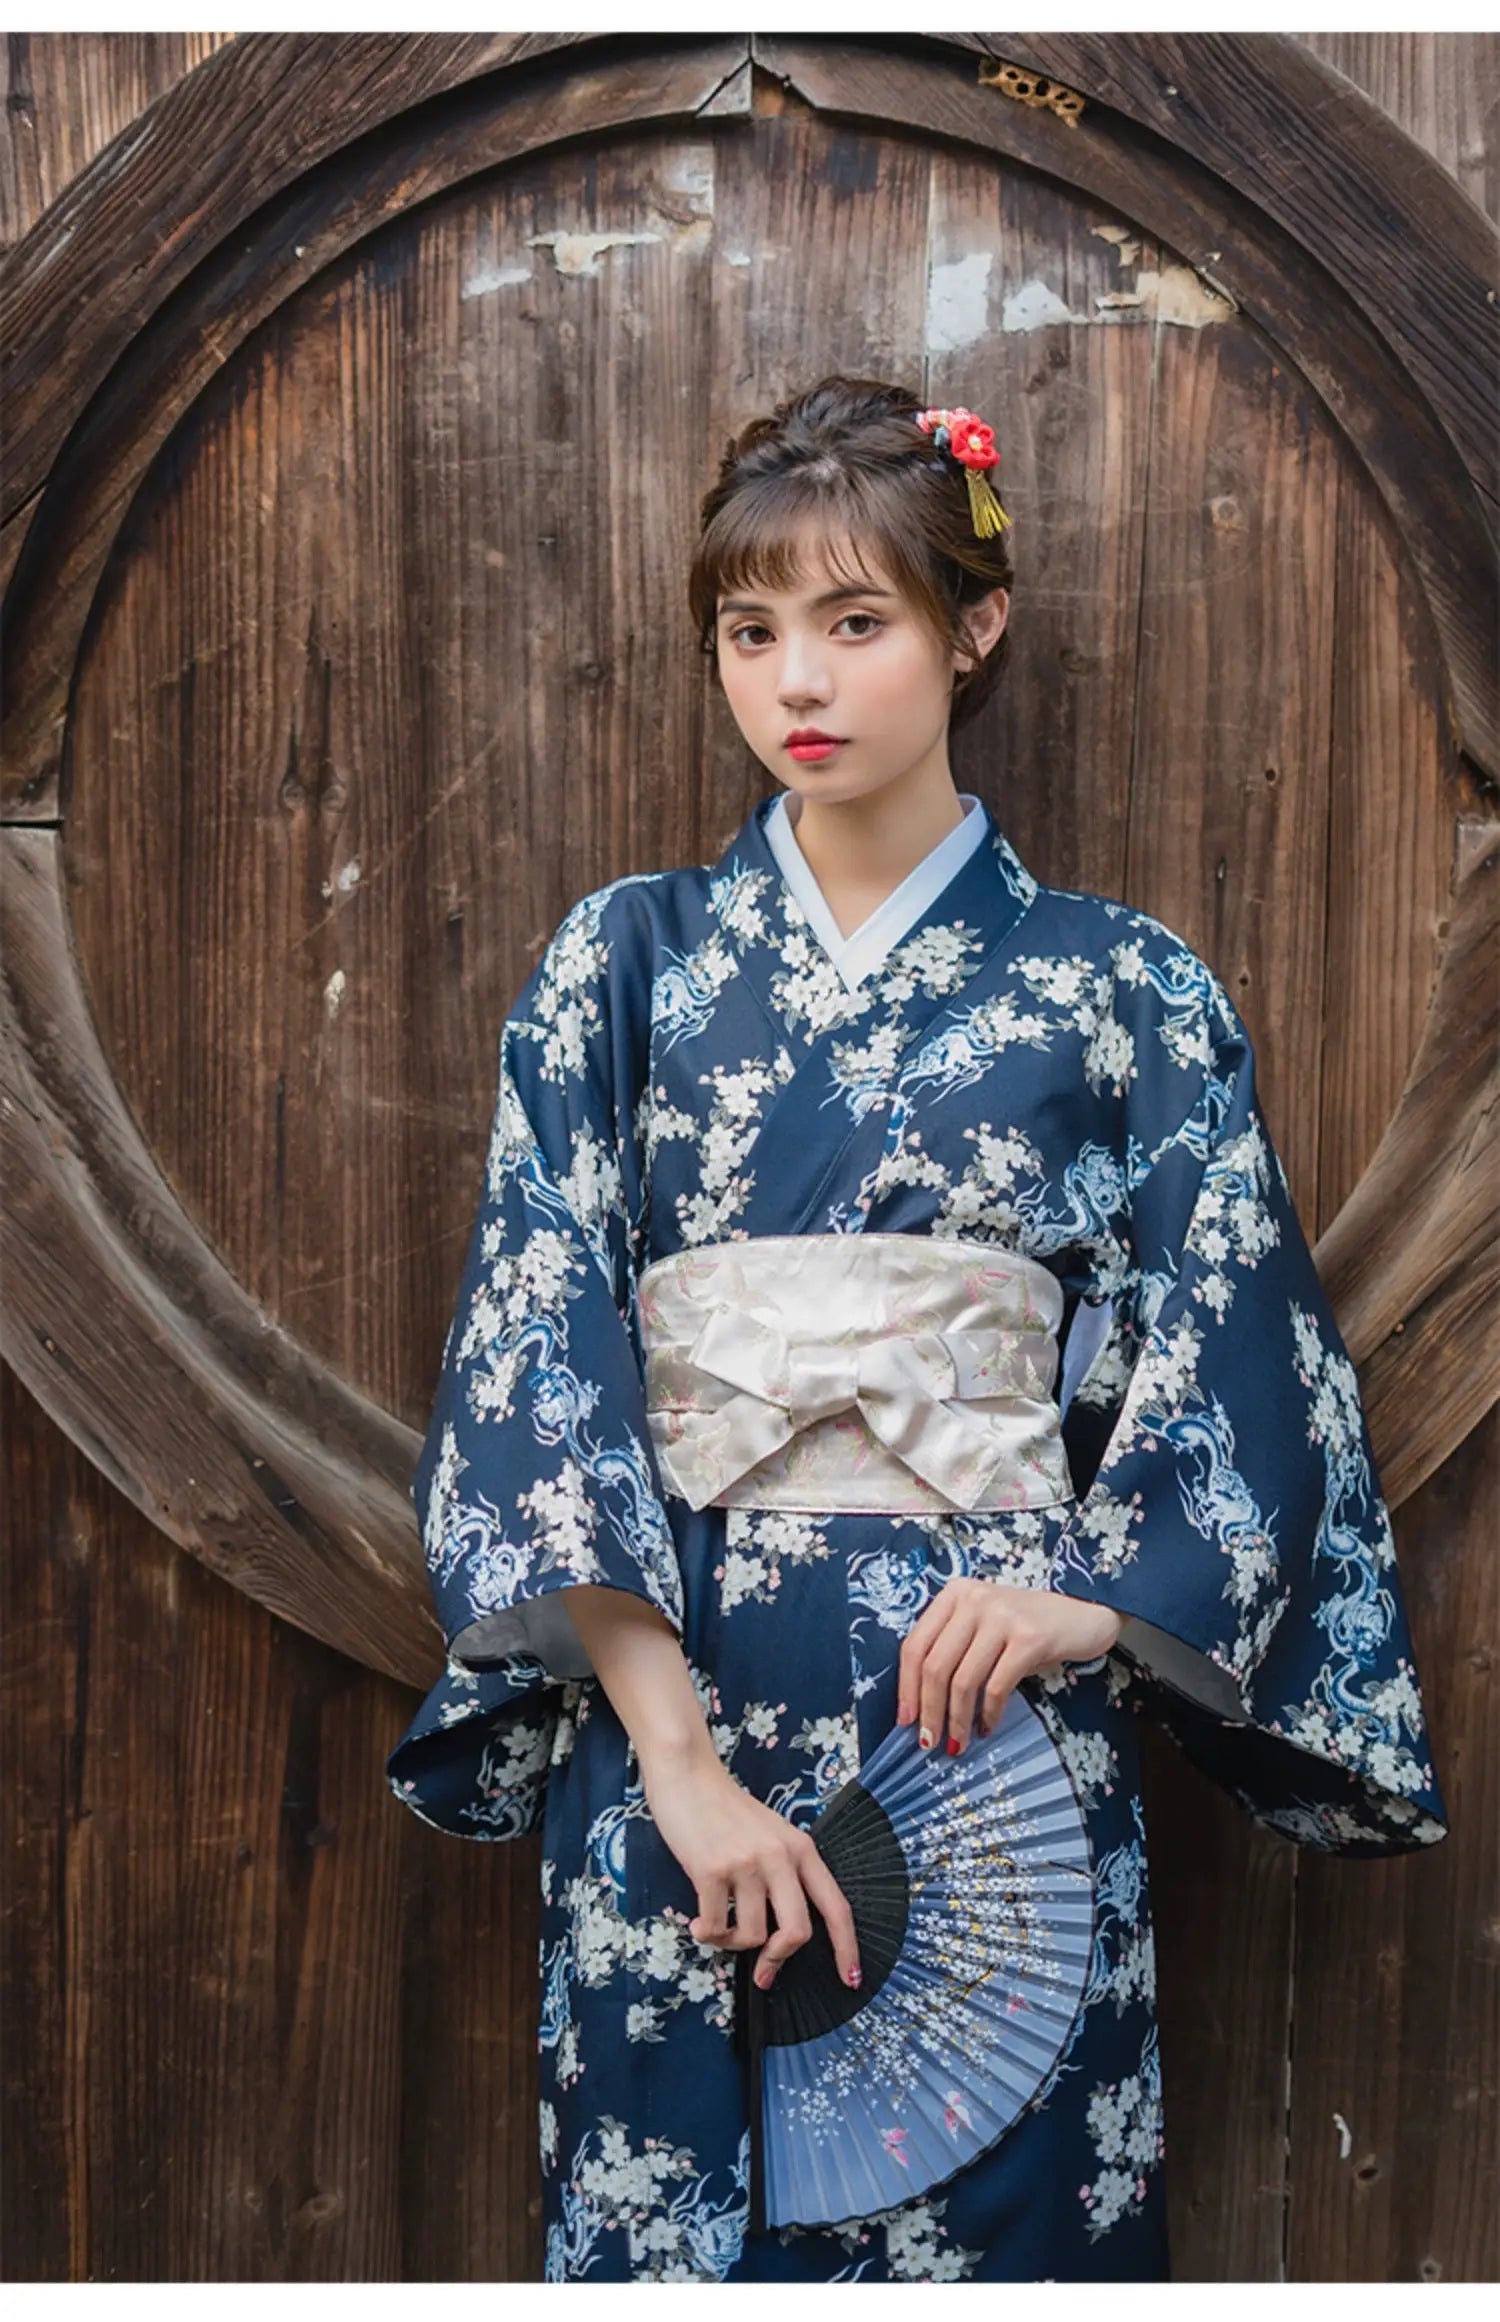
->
[1112, 1613, 1252, 1724]
[447, 1576, 684, 1684]
[449, 1595, 594, 1681]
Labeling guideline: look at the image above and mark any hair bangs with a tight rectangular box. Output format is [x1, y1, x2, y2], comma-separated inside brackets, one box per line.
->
[688, 375, 1014, 725]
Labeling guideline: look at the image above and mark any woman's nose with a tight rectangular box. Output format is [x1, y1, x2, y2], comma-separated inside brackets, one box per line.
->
[777, 646, 831, 704]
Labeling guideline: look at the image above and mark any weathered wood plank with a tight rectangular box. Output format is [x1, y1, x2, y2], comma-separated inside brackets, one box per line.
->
[0, 33, 590, 516]
[0, 1357, 539, 2279]
[0, 30, 235, 254]
[1286, 1405, 1497, 2281]
[947, 33, 1500, 538]
[1, 38, 752, 814]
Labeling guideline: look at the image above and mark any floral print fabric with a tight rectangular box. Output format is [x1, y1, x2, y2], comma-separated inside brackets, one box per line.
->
[386, 796, 1446, 2280]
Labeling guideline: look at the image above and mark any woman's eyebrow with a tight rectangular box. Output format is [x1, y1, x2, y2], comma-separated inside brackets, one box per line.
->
[717, 584, 895, 616]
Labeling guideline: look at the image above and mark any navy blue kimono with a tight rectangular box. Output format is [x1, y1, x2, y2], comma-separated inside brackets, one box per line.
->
[387, 796, 1447, 2282]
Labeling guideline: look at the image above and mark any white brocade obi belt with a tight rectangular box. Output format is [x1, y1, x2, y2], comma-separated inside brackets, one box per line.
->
[637, 1235, 1078, 1516]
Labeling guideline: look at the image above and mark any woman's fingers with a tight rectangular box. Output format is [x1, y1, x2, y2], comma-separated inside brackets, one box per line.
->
[895, 1587, 954, 1726]
[917, 1610, 979, 1747]
[798, 1849, 862, 1993]
[722, 1868, 768, 1951]
[751, 1857, 813, 1989]
[945, 1631, 1003, 1754]
[979, 1642, 1029, 1735]
[752, 1840, 862, 1995]
[689, 1873, 731, 1946]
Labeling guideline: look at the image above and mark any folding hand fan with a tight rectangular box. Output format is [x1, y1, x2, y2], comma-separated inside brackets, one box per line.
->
[733, 1688, 1095, 2233]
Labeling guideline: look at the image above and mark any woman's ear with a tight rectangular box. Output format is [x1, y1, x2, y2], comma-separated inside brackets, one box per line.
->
[953, 586, 1009, 682]
[972, 586, 1009, 655]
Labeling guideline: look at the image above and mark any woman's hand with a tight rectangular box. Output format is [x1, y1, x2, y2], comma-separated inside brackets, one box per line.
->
[640, 1747, 861, 1996]
[897, 1579, 1123, 1755]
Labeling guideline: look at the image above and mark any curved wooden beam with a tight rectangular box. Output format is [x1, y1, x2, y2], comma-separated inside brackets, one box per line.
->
[0, 36, 752, 812]
[759, 32, 1499, 785]
[1, 829, 438, 1689]
[0, 38, 755, 1687]
[1315, 817, 1500, 1502]
[0, 32, 589, 522]
[945, 32, 1500, 542]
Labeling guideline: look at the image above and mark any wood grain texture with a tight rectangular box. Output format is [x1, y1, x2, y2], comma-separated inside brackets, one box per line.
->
[0, 30, 235, 253]
[1316, 825, 1500, 1502]
[948, 33, 1500, 537]
[1286, 1405, 1497, 2282]
[3, 29, 1496, 2290]
[0, 1354, 539, 2280]
[1296, 32, 1500, 227]
[0, 32, 591, 518]
[1, 37, 752, 815]
[926, 146, 1156, 895]
[1, 828, 439, 1690]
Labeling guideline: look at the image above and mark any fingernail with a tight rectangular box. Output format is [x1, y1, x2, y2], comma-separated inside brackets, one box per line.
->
[847, 1964, 862, 1988]
[754, 1969, 771, 1991]
[896, 1705, 912, 1726]
[918, 1725, 933, 1749]
[947, 1736, 961, 1756]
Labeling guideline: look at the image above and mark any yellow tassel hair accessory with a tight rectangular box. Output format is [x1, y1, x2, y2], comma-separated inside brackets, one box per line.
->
[914, 405, 1013, 538]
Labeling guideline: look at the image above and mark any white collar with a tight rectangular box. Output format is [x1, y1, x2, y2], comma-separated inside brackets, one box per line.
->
[765, 791, 987, 991]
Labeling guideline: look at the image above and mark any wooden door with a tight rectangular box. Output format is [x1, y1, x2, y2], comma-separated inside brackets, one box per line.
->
[4, 31, 1494, 2279]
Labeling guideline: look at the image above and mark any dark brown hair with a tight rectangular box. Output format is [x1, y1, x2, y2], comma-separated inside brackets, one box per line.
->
[688, 374, 1014, 730]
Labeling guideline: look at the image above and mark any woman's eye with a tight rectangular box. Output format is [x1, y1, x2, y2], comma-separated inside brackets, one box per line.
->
[727, 614, 883, 647]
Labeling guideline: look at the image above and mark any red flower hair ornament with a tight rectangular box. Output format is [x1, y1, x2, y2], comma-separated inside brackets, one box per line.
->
[915, 404, 1013, 538]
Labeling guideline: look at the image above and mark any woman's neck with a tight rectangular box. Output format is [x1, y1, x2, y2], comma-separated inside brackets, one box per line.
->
[786, 768, 969, 939]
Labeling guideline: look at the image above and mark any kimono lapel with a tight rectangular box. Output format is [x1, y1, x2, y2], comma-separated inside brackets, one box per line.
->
[705, 796, 1040, 1236]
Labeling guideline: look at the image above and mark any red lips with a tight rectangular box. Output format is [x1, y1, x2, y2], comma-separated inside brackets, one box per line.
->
[785, 727, 844, 745]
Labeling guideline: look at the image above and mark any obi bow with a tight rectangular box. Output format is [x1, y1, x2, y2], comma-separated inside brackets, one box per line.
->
[659, 1305, 1056, 1513]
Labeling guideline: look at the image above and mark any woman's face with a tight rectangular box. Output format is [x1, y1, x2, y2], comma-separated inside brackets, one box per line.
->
[713, 522, 1007, 811]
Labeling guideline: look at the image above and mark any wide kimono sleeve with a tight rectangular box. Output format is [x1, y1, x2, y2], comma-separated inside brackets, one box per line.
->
[1052, 962, 1449, 1857]
[385, 882, 683, 1841]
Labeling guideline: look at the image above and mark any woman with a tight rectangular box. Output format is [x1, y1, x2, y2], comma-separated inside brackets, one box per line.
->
[387, 376, 1447, 2282]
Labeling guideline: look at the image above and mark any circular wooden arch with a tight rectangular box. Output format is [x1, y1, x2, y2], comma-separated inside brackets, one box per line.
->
[2, 31, 1496, 1689]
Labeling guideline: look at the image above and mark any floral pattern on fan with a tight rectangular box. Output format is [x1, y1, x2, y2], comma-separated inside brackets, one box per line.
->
[750, 1685, 1095, 2229]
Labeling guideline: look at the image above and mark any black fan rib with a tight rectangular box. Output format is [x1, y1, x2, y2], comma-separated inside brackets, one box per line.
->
[760, 1779, 910, 2048]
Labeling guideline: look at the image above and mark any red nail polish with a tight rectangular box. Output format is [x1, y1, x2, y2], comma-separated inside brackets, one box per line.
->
[847, 1964, 862, 1988]
[947, 1736, 961, 1756]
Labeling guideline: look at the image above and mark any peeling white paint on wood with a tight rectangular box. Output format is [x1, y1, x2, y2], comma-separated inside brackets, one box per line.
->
[460, 264, 535, 300]
[527, 229, 664, 278]
[926, 251, 993, 354]
[660, 152, 713, 211]
[1332, 2111, 1353, 2159]
[324, 968, 347, 1021]
[319, 861, 361, 901]
[1000, 278, 1079, 332]
[999, 261, 1235, 330]
[1124, 263, 1238, 323]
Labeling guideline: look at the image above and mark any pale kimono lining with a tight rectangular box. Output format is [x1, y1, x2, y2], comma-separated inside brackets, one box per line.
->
[450, 1578, 1253, 1728]
[450, 1597, 595, 1682]
[766, 789, 988, 991]
[1113, 1615, 1251, 1723]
